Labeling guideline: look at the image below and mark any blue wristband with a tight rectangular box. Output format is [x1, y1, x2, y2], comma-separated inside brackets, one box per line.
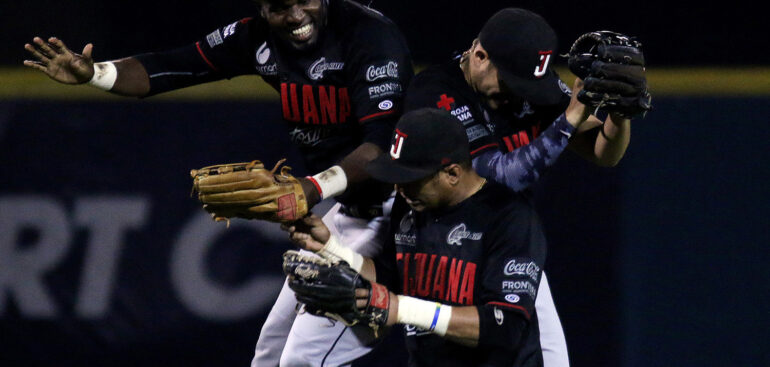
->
[429, 302, 441, 331]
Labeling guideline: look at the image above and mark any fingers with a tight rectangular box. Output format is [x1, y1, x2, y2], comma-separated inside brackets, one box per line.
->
[290, 232, 311, 243]
[281, 222, 307, 241]
[565, 77, 591, 127]
[355, 288, 370, 309]
[301, 213, 322, 226]
[571, 77, 585, 93]
[82, 43, 93, 59]
[24, 42, 50, 63]
[22, 60, 47, 72]
[47, 37, 70, 54]
[33, 37, 58, 57]
[24, 36, 73, 65]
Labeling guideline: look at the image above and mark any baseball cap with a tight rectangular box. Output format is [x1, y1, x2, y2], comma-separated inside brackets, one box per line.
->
[366, 108, 470, 184]
[479, 8, 562, 105]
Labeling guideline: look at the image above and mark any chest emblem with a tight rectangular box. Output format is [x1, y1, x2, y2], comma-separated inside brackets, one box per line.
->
[307, 57, 344, 81]
[446, 223, 483, 246]
[255, 42, 277, 75]
[395, 211, 416, 246]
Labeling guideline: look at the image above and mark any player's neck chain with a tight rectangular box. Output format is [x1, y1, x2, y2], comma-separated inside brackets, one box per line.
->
[473, 178, 487, 196]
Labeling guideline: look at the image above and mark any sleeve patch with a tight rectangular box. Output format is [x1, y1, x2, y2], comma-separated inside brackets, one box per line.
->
[366, 61, 399, 81]
[223, 21, 239, 38]
[206, 30, 224, 48]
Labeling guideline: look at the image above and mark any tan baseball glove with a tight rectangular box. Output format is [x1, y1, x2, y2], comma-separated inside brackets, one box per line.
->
[190, 159, 308, 224]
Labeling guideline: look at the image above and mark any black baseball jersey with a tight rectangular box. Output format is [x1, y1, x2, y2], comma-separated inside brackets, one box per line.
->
[404, 57, 570, 154]
[376, 182, 547, 367]
[135, 0, 413, 207]
[404, 58, 499, 158]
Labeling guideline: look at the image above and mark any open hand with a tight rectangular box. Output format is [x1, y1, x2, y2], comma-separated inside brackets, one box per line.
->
[23, 37, 95, 84]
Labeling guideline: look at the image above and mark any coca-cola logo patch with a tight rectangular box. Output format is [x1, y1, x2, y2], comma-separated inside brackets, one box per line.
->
[366, 61, 399, 81]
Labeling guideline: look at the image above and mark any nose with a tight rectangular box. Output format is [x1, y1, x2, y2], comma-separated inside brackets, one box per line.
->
[286, 5, 304, 23]
[395, 183, 418, 201]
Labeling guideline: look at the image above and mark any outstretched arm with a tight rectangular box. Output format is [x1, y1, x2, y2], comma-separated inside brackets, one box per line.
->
[298, 141, 384, 209]
[23, 37, 151, 96]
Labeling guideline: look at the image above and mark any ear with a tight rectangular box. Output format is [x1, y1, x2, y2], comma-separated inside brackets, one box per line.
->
[471, 42, 491, 70]
[258, 2, 268, 18]
[442, 164, 462, 186]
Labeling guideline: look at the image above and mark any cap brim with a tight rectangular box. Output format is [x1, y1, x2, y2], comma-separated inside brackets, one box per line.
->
[365, 154, 440, 184]
[498, 68, 564, 105]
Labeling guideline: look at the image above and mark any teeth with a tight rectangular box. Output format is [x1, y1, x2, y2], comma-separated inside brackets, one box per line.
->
[291, 24, 312, 37]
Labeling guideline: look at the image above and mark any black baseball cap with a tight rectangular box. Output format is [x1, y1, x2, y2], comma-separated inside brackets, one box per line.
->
[366, 109, 470, 184]
[479, 8, 563, 105]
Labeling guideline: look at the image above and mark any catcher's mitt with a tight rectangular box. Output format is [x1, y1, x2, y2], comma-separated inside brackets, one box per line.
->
[282, 250, 390, 335]
[567, 30, 652, 118]
[190, 159, 308, 224]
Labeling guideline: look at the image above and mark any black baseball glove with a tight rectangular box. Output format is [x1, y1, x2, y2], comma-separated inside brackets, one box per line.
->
[282, 250, 390, 335]
[568, 30, 652, 118]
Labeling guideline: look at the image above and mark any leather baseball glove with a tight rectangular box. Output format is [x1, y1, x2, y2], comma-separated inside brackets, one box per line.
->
[282, 250, 390, 335]
[190, 159, 308, 224]
[568, 30, 652, 118]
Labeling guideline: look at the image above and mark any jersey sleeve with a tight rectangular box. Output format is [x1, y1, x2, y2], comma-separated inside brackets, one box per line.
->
[345, 20, 414, 149]
[480, 199, 547, 321]
[472, 113, 575, 192]
[134, 18, 261, 96]
[404, 72, 499, 157]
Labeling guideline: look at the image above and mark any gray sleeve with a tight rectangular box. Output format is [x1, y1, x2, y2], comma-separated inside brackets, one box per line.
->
[472, 113, 575, 192]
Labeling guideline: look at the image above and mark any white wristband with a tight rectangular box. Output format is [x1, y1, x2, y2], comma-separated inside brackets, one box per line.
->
[396, 295, 452, 336]
[88, 62, 118, 91]
[318, 234, 364, 273]
[310, 165, 347, 200]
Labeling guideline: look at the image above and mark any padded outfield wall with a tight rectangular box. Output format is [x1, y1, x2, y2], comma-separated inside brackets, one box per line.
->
[1, 67, 768, 366]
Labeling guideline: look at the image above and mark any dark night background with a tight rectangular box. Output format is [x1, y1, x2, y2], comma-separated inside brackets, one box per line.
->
[1, 0, 767, 66]
[1, 1, 768, 367]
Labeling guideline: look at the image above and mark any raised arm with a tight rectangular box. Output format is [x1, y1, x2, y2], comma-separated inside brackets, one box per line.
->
[566, 112, 631, 167]
[564, 30, 651, 167]
[472, 78, 592, 190]
[23, 37, 151, 96]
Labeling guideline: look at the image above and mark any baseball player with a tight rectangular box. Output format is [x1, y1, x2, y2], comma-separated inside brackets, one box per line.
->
[24, 0, 413, 365]
[282, 108, 552, 366]
[403, 8, 650, 366]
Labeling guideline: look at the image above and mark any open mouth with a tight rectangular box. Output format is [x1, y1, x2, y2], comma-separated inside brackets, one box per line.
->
[289, 23, 314, 42]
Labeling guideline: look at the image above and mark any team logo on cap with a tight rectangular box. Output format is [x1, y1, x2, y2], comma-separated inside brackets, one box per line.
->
[534, 50, 553, 78]
[390, 129, 408, 159]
